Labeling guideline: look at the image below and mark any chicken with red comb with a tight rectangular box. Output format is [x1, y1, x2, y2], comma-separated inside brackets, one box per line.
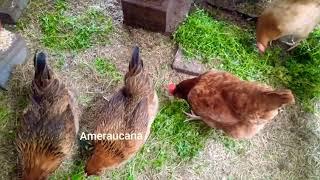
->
[168, 71, 295, 139]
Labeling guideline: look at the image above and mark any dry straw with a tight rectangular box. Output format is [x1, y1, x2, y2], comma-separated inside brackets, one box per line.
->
[0, 22, 15, 52]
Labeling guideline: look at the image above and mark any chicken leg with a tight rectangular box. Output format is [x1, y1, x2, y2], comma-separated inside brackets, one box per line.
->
[286, 40, 303, 51]
[281, 36, 304, 51]
[183, 110, 202, 122]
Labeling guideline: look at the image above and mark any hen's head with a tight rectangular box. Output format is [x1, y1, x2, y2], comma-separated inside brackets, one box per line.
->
[256, 12, 281, 53]
[18, 149, 64, 180]
[167, 77, 199, 100]
[168, 82, 185, 99]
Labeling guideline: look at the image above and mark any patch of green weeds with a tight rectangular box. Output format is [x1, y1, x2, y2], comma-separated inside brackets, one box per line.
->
[0, 93, 11, 125]
[92, 58, 122, 82]
[281, 30, 320, 111]
[174, 9, 320, 111]
[50, 161, 90, 180]
[175, 10, 267, 81]
[40, 0, 113, 51]
[0, 93, 15, 139]
[150, 100, 211, 160]
[16, 93, 29, 110]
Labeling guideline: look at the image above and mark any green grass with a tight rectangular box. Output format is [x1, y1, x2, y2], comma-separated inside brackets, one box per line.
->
[282, 30, 320, 110]
[50, 161, 91, 180]
[0, 93, 12, 126]
[0, 105, 11, 124]
[40, 0, 113, 51]
[150, 100, 211, 160]
[0, 93, 15, 140]
[174, 10, 320, 111]
[92, 58, 122, 81]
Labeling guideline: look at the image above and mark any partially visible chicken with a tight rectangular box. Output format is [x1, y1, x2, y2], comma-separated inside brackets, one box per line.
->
[16, 52, 79, 180]
[168, 71, 294, 139]
[256, 0, 320, 53]
[85, 47, 159, 176]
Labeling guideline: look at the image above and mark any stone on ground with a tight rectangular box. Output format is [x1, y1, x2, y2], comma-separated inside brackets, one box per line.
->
[0, 0, 29, 24]
[172, 48, 206, 76]
[0, 29, 28, 89]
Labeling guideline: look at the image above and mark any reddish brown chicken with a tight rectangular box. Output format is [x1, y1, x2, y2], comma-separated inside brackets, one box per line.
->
[16, 52, 79, 180]
[169, 71, 294, 139]
[85, 47, 159, 176]
[256, 0, 320, 53]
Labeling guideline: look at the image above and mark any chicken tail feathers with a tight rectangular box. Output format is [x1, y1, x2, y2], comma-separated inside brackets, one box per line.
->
[263, 89, 295, 108]
[129, 46, 143, 76]
[34, 51, 46, 76]
[123, 46, 150, 97]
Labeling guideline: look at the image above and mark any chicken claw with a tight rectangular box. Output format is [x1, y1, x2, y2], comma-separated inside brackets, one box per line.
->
[282, 37, 302, 51]
[281, 36, 296, 46]
[287, 42, 301, 51]
[183, 110, 202, 122]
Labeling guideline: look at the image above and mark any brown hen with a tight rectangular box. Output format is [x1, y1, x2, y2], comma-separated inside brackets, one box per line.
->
[169, 71, 294, 139]
[16, 51, 79, 180]
[256, 0, 320, 53]
[85, 47, 159, 176]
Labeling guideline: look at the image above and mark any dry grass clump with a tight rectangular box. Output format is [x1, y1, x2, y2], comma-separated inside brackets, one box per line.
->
[0, 28, 15, 52]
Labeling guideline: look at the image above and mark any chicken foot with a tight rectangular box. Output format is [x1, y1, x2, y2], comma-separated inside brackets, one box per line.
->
[279, 35, 304, 51]
[183, 110, 202, 122]
[286, 41, 302, 51]
[282, 36, 304, 51]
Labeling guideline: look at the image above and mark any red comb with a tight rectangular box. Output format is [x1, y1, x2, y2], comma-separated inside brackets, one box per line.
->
[168, 83, 176, 95]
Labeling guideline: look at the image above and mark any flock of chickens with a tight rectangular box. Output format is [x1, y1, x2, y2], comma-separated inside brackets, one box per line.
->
[14, 0, 320, 179]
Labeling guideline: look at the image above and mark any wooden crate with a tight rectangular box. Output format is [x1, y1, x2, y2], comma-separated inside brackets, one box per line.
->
[121, 0, 192, 33]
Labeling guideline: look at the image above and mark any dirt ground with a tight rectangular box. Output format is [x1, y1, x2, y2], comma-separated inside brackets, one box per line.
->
[0, 0, 319, 179]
